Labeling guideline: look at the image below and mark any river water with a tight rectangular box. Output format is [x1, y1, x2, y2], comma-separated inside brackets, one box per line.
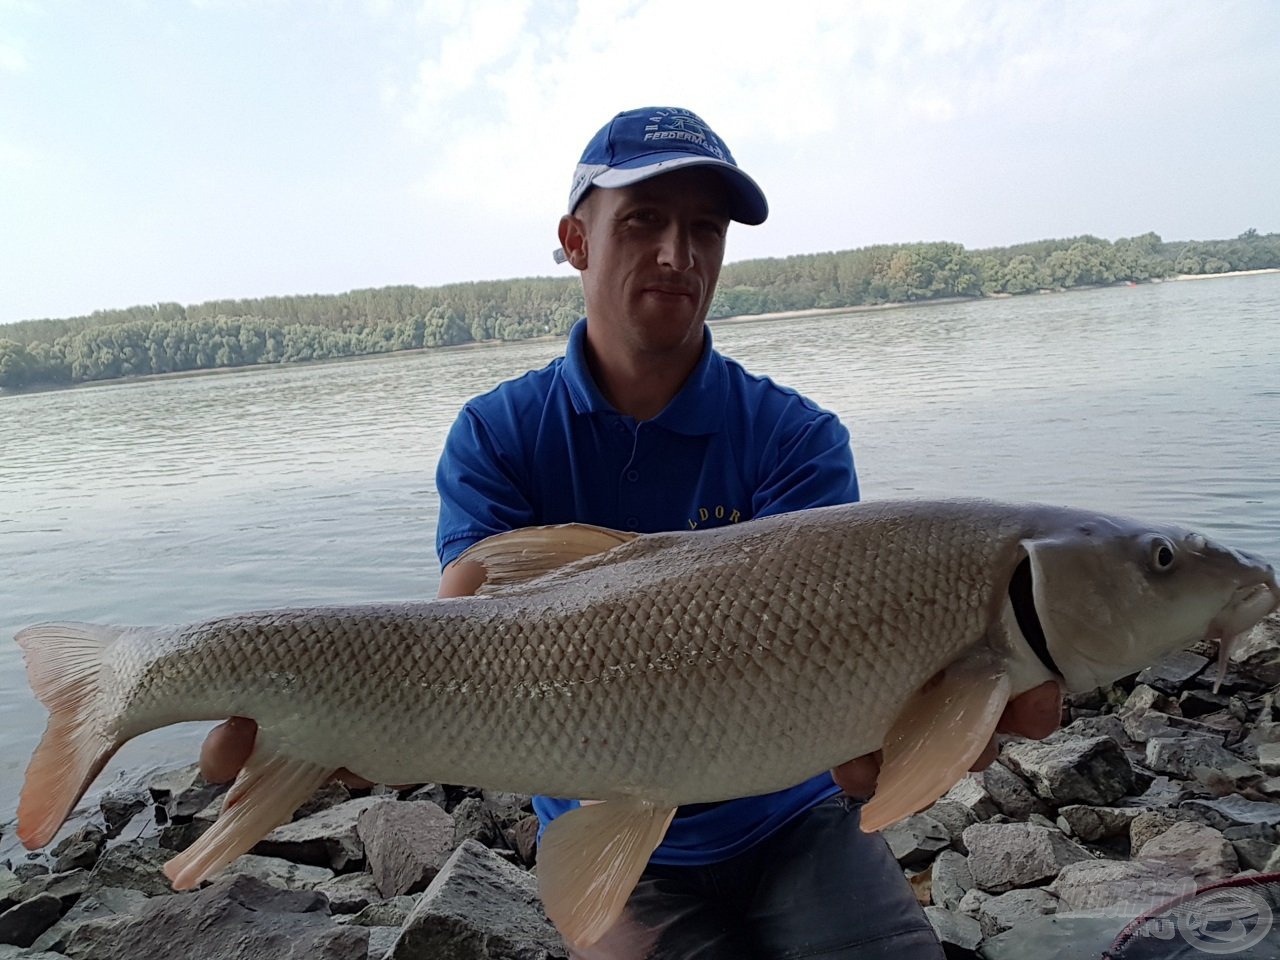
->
[1, 273, 1277, 823]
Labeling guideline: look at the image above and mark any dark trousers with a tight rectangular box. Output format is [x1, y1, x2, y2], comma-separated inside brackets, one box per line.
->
[570, 795, 945, 960]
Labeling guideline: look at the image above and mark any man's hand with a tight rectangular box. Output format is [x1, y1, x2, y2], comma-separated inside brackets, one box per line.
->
[831, 680, 1062, 799]
[199, 717, 380, 789]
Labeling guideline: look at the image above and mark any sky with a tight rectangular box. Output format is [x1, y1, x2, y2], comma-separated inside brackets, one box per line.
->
[1, 0, 1278, 326]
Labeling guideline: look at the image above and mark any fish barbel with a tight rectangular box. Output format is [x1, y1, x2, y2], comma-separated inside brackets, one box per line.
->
[14, 498, 1280, 946]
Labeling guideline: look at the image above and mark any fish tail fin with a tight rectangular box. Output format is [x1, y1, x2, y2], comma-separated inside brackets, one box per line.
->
[163, 739, 332, 890]
[16, 622, 128, 849]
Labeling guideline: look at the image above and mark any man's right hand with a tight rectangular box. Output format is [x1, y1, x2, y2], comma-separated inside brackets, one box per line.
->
[199, 717, 378, 789]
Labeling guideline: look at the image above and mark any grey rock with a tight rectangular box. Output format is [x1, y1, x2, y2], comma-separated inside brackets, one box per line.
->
[940, 777, 998, 821]
[1178, 688, 1232, 719]
[52, 824, 106, 874]
[1058, 713, 1130, 746]
[12, 863, 48, 883]
[31, 886, 147, 952]
[150, 766, 227, 825]
[227, 853, 335, 890]
[1050, 858, 1191, 912]
[403, 783, 451, 808]
[510, 815, 540, 868]
[1232, 837, 1279, 871]
[1144, 735, 1260, 785]
[923, 905, 982, 955]
[158, 819, 210, 852]
[64, 872, 366, 960]
[358, 801, 454, 898]
[1228, 613, 1280, 687]
[931, 850, 973, 911]
[979, 762, 1048, 820]
[1136, 820, 1239, 883]
[956, 887, 991, 919]
[0, 894, 62, 948]
[1181, 795, 1280, 831]
[976, 886, 1058, 938]
[1055, 805, 1142, 842]
[255, 797, 386, 871]
[0, 946, 68, 960]
[884, 813, 951, 869]
[1126, 775, 1187, 809]
[978, 910, 1131, 960]
[1121, 683, 1179, 717]
[367, 926, 400, 960]
[453, 797, 503, 849]
[295, 782, 356, 821]
[0, 873, 17, 910]
[100, 790, 149, 839]
[145, 764, 201, 804]
[961, 823, 1091, 893]
[1247, 720, 1280, 748]
[1129, 811, 1181, 852]
[481, 791, 532, 826]
[11, 869, 89, 911]
[317, 872, 384, 914]
[346, 896, 417, 927]
[1136, 650, 1209, 694]
[86, 843, 173, 897]
[1002, 735, 1135, 806]
[1257, 742, 1280, 775]
[388, 840, 566, 959]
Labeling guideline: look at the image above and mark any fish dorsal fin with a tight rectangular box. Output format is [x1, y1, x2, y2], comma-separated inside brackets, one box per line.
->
[861, 649, 1011, 832]
[537, 797, 676, 949]
[459, 523, 639, 593]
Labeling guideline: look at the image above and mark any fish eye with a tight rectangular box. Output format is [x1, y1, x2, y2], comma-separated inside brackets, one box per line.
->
[1149, 537, 1177, 572]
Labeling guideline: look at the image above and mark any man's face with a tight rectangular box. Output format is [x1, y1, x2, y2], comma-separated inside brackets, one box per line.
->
[562, 167, 731, 357]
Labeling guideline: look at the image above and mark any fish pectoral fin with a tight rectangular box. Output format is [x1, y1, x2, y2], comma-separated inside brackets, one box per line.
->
[537, 798, 676, 949]
[861, 651, 1011, 833]
[163, 737, 332, 891]
[460, 523, 639, 592]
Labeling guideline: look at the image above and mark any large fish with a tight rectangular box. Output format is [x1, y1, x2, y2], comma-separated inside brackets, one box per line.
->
[14, 499, 1280, 946]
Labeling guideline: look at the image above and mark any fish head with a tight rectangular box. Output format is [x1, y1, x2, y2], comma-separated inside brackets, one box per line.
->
[1019, 515, 1279, 693]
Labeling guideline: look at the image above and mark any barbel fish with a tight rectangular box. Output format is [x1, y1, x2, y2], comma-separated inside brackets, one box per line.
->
[14, 499, 1280, 947]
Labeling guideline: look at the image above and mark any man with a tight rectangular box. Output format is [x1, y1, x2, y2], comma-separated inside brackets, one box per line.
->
[202, 106, 1061, 958]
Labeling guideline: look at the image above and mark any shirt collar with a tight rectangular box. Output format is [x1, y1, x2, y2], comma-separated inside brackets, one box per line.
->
[562, 317, 727, 436]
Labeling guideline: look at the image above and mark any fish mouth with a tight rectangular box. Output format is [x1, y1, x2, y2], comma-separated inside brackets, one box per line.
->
[1206, 581, 1280, 643]
[1008, 557, 1062, 679]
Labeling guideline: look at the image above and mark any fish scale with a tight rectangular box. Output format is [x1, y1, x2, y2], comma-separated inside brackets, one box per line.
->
[14, 498, 1279, 949]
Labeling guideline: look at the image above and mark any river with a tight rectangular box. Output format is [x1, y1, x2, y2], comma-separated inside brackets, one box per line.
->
[1, 273, 1277, 825]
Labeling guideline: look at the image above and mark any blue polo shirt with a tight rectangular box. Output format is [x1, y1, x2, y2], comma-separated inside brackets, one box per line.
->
[434, 317, 859, 865]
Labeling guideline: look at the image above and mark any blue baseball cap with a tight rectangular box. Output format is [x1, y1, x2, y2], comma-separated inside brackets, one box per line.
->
[554, 106, 768, 263]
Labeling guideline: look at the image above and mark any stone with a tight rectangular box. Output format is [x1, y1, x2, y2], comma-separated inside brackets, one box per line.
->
[930, 850, 973, 911]
[940, 777, 998, 821]
[1126, 775, 1187, 809]
[922, 905, 982, 955]
[86, 843, 174, 897]
[976, 886, 1059, 938]
[956, 887, 991, 919]
[1258, 742, 1280, 775]
[1002, 735, 1135, 806]
[961, 823, 1091, 893]
[52, 824, 106, 874]
[883, 813, 951, 869]
[1232, 836, 1279, 871]
[1056, 805, 1142, 842]
[480, 791, 531, 826]
[1129, 811, 1181, 852]
[1057, 713, 1130, 746]
[0, 873, 17, 911]
[979, 761, 1048, 820]
[1050, 858, 1192, 913]
[11, 869, 89, 910]
[0, 894, 63, 948]
[255, 797, 387, 871]
[978, 910, 1132, 960]
[1181, 795, 1280, 831]
[357, 801, 454, 898]
[316, 872, 384, 914]
[387, 840, 566, 959]
[367, 925, 400, 960]
[12, 863, 48, 882]
[227, 853, 335, 890]
[1136, 650, 1209, 694]
[159, 820, 211, 852]
[294, 783, 355, 821]
[1136, 820, 1239, 883]
[1144, 735, 1261, 785]
[30, 886, 147, 953]
[1228, 614, 1280, 687]
[345, 896, 417, 928]
[1178, 688, 1232, 719]
[452, 797, 503, 849]
[1121, 683, 1179, 717]
[100, 790, 149, 839]
[511, 815, 540, 867]
[63, 873, 366, 960]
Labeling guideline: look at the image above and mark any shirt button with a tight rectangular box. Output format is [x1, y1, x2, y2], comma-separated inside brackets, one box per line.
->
[626, 470, 639, 482]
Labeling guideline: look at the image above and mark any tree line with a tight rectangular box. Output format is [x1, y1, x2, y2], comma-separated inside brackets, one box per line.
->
[2, 230, 1277, 392]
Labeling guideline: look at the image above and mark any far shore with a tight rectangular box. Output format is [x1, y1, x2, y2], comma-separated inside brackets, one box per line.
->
[3, 267, 1277, 398]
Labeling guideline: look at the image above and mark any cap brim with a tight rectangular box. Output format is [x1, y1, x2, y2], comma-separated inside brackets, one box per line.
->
[587, 154, 768, 225]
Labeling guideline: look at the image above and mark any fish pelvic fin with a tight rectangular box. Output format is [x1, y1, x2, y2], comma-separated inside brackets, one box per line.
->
[163, 737, 332, 890]
[537, 798, 676, 949]
[461, 523, 639, 593]
[861, 650, 1011, 833]
[16, 622, 128, 849]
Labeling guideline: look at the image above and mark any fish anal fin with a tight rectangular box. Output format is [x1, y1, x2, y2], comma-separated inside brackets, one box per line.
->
[460, 523, 639, 593]
[861, 652, 1011, 833]
[16, 623, 128, 849]
[537, 798, 675, 949]
[163, 740, 332, 890]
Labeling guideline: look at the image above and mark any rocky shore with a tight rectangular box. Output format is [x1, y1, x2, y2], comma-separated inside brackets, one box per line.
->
[2, 612, 1278, 960]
